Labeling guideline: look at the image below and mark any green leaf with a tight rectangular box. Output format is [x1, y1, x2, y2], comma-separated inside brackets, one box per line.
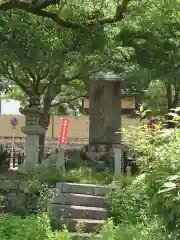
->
[168, 113, 180, 118]
[170, 107, 180, 112]
[167, 175, 180, 181]
[139, 105, 144, 112]
[158, 188, 175, 194]
[162, 182, 176, 188]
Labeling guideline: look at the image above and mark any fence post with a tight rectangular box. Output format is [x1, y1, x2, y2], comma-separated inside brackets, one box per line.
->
[18, 153, 21, 166]
[6, 152, 11, 170]
[114, 147, 122, 179]
[12, 148, 16, 168]
[22, 153, 25, 164]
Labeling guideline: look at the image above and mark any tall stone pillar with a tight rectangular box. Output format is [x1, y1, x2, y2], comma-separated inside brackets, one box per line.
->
[20, 96, 45, 167]
[89, 72, 121, 146]
[88, 72, 122, 177]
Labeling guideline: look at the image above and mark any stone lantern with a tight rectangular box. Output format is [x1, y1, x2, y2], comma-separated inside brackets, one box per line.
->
[89, 71, 122, 178]
[20, 96, 45, 166]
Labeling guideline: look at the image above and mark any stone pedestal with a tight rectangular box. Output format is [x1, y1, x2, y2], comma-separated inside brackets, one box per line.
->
[41, 148, 65, 174]
[114, 147, 122, 179]
[21, 125, 45, 166]
[56, 148, 65, 170]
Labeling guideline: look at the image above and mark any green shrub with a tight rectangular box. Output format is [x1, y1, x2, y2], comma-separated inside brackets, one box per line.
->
[27, 166, 64, 185]
[108, 174, 149, 225]
[122, 127, 180, 239]
[27, 166, 113, 185]
[99, 218, 167, 240]
[0, 213, 72, 240]
[66, 167, 113, 185]
[0, 212, 169, 240]
[112, 174, 136, 188]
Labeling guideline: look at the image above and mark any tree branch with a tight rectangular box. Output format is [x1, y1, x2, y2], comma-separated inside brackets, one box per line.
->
[1, 62, 35, 96]
[9, 64, 34, 96]
[23, 67, 36, 83]
[65, 69, 100, 83]
[0, 0, 132, 28]
[172, 82, 180, 108]
[32, 0, 57, 11]
[34, 71, 41, 93]
[51, 95, 86, 107]
[43, 79, 61, 111]
[65, 73, 82, 82]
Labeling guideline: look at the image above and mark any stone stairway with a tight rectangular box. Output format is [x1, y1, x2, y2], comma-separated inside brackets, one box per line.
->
[51, 182, 111, 239]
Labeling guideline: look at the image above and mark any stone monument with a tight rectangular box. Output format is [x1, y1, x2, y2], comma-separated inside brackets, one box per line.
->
[19, 96, 45, 167]
[88, 71, 122, 178]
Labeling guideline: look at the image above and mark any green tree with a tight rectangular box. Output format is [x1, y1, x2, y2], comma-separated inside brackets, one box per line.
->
[6, 80, 87, 115]
[0, 11, 100, 118]
[145, 80, 168, 115]
[0, 11, 102, 159]
[1, 0, 179, 151]
[51, 79, 87, 115]
[116, 0, 180, 110]
[0, 0, 131, 28]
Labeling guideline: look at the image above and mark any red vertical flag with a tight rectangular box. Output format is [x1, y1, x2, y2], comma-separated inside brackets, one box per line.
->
[59, 119, 69, 144]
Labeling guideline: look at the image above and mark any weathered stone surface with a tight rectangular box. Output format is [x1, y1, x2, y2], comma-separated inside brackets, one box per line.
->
[18, 180, 29, 191]
[52, 193, 107, 208]
[52, 183, 110, 235]
[2, 192, 27, 214]
[1, 180, 19, 190]
[51, 204, 107, 220]
[0, 179, 39, 215]
[57, 183, 111, 197]
[3, 192, 17, 201]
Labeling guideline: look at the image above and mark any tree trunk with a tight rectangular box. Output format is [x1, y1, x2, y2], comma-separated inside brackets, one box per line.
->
[38, 87, 61, 162]
[165, 82, 173, 110]
[39, 133, 46, 164]
[172, 83, 180, 108]
[38, 92, 55, 163]
[165, 82, 180, 128]
[39, 114, 50, 163]
[89, 79, 121, 148]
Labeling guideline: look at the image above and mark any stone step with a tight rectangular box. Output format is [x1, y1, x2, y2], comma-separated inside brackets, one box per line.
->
[56, 182, 111, 197]
[52, 193, 107, 208]
[71, 233, 101, 240]
[51, 204, 107, 220]
[64, 218, 105, 233]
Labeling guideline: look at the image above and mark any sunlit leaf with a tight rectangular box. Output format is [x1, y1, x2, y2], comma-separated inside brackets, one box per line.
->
[162, 182, 176, 188]
[140, 105, 144, 112]
[167, 113, 180, 118]
[167, 175, 180, 181]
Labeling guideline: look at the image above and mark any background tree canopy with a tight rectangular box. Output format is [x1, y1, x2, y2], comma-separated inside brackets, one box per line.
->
[0, 11, 102, 117]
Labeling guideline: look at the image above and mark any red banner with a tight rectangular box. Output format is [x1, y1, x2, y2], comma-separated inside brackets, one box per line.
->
[59, 119, 69, 144]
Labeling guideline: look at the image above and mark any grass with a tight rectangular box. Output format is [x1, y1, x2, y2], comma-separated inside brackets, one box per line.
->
[0, 167, 137, 188]
[27, 166, 114, 185]
[0, 167, 114, 185]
